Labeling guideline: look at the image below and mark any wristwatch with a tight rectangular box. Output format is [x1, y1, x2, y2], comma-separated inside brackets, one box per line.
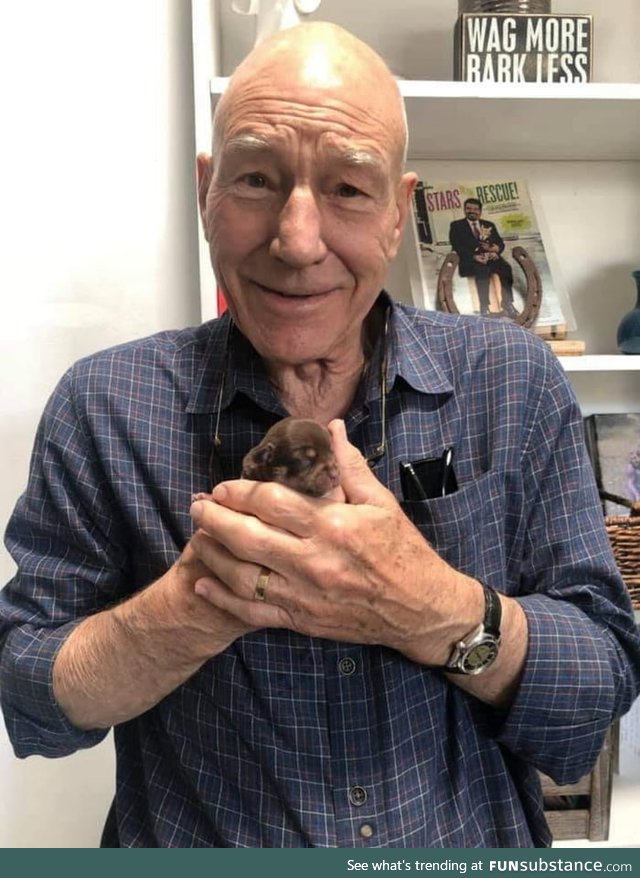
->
[444, 583, 502, 675]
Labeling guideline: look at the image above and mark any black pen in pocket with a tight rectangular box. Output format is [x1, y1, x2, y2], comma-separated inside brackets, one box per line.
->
[399, 446, 457, 501]
[440, 446, 455, 497]
[399, 461, 428, 501]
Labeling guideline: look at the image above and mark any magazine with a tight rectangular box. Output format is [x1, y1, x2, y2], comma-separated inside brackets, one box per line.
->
[410, 177, 575, 337]
[584, 413, 640, 516]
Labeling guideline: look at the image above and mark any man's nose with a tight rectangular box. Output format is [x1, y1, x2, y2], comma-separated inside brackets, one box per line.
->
[269, 187, 328, 267]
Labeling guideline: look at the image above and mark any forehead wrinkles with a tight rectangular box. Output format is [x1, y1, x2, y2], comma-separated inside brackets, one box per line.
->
[216, 89, 401, 158]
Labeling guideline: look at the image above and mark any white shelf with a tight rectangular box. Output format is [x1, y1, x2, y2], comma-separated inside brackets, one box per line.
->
[559, 355, 640, 373]
[398, 81, 640, 161]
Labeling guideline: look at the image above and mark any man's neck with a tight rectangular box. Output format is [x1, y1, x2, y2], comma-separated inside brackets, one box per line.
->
[264, 302, 385, 424]
[266, 353, 366, 424]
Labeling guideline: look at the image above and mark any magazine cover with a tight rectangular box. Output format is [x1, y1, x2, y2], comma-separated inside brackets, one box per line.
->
[411, 177, 575, 337]
[584, 413, 640, 516]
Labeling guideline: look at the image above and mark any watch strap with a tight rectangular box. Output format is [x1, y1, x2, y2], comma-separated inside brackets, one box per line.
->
[482, 583, 502, 638]
[443, 583, 502, 674]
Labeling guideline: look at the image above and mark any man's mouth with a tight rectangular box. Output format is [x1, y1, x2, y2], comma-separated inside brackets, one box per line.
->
[253, 281, 333, 299]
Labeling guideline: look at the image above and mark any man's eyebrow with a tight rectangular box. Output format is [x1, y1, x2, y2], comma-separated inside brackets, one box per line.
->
[223, 133, 272, 154]
[334, 148, 386, 171]
[221, 135, 386, 172]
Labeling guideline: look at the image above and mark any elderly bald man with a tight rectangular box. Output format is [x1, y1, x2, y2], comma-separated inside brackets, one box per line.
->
[1, 23, 639, 848]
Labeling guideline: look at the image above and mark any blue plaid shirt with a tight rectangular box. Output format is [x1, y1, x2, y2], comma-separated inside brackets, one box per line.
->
[2, 296, 639, 848]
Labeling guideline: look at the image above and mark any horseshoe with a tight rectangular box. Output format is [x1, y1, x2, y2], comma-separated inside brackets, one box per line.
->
[437, 247, 542, 328]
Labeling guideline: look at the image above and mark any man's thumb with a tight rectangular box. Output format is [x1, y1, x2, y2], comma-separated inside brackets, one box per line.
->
[327, 419, 395, 507]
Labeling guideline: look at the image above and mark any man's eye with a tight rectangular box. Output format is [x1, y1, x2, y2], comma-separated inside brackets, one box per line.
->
[336, 183, 363, 199]
[243, 173, 268, 188]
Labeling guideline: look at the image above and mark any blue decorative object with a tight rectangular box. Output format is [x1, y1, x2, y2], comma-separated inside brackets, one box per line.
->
[617, 270, 640, 355]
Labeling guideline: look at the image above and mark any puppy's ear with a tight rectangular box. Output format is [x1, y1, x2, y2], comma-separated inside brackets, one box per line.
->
[253, 442, 275, 466]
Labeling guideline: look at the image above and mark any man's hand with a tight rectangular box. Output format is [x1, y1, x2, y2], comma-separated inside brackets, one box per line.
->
[189, 420, 484, 667]
[190, 420, 529, 708]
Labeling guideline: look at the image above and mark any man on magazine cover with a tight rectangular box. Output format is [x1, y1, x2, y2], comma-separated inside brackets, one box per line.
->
[449, 197, 518, 318]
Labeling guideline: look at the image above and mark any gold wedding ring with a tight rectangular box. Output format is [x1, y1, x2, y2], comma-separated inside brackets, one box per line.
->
[254, 566, 272, 602]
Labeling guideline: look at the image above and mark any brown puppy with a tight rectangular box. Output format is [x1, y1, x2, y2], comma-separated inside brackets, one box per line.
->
[240, 418, 340, 497]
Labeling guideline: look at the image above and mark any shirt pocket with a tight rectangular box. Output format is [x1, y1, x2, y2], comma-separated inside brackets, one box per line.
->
[400, 469, 506, 583]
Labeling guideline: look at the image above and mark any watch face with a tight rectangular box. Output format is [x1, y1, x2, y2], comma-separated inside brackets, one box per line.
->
[461, 640, 499, 674]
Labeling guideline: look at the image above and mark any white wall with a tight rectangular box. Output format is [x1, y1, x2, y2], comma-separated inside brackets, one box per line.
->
[0, 0, 202, 847]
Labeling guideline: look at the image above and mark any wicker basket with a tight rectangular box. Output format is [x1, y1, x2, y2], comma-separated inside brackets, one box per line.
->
[601, 491, 640, 610]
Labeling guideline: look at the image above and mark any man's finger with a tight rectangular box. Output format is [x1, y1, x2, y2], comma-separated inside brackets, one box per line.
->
[328, 419, 397, 508]
[194, 479, 320, 539]
[194, 575, 288, 630]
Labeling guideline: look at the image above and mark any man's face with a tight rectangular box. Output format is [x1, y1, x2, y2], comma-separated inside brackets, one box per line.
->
[198, 76, 416, 365]
[464, 202, 482, 221]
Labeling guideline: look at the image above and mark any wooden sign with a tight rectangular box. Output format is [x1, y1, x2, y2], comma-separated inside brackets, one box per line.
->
[454, 14, 593, 83]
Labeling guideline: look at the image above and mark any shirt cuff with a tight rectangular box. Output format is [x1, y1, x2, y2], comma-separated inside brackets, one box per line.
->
[494, 593, 615, 784]
[0, 619, 109, 758]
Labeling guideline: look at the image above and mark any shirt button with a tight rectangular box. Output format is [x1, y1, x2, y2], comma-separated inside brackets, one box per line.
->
[338, 656, 357, 676]
[349, 785, 368, 807]
[359, 823, 375, 839]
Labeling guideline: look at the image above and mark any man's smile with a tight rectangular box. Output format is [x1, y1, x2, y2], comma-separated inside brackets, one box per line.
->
[250, 280, 337, 299]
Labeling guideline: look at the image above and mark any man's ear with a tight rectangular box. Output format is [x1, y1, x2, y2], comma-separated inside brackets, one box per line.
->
[196, 153, 214, 237]
[388, 172, 418, 261]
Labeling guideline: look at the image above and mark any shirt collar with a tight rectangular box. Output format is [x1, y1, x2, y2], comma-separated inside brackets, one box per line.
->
[186, 312, 291, 416]
[386, 297, 454, 398]
[185, 293, 453, 415]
